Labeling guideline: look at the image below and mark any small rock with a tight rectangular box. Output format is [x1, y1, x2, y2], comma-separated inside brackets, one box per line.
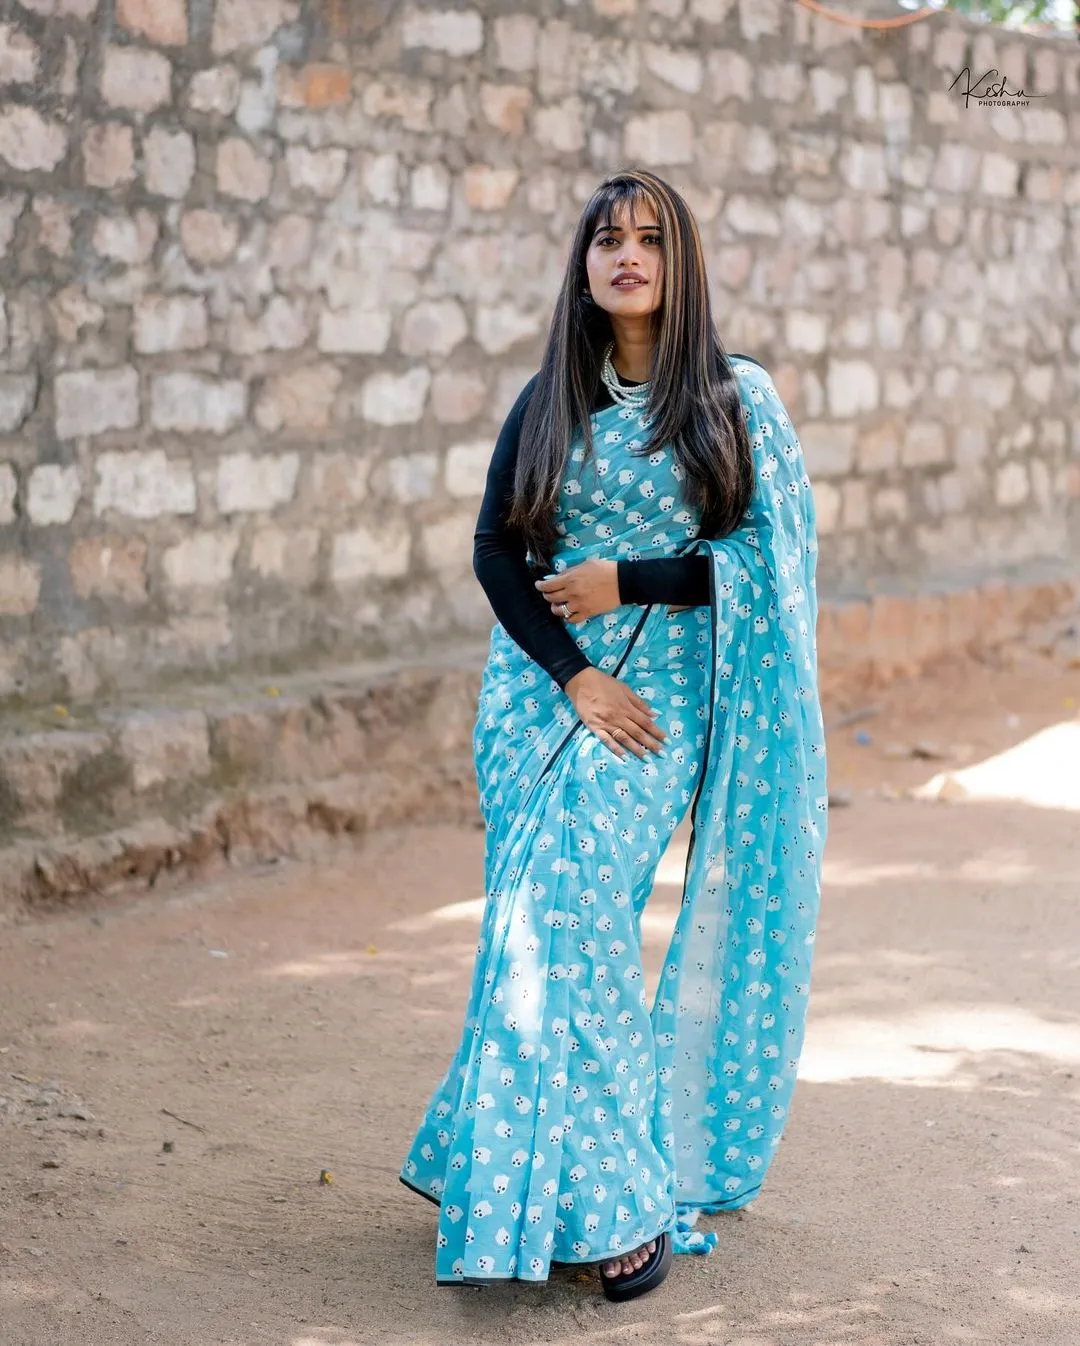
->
[41, 1158, 60, 1169]
[162, 1140, 174, 1153]
[827, 790, 852, 808]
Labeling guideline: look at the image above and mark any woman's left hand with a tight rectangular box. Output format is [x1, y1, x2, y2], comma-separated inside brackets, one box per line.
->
[534, 559, 621, 623]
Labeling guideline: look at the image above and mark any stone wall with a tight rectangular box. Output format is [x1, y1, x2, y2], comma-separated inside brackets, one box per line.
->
[0, 0, 1077, 708]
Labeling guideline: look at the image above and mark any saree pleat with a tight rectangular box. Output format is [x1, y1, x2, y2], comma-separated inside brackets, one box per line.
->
[400, 362, 827, 1282]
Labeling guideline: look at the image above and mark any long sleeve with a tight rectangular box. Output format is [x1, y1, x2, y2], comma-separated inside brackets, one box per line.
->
[616, 554, 711, 606]
[472, 375, 595, 691]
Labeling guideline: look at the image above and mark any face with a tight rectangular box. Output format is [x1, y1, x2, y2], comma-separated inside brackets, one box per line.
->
[583, 198, 664, 318]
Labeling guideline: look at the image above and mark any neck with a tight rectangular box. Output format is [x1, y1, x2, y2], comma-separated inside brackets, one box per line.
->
[608, 321, 653, 383]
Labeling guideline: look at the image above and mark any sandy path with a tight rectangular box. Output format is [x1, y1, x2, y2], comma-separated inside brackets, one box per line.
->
[1, 654, 1078, 1346]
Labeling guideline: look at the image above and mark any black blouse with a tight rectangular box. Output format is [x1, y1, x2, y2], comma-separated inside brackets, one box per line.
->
[472, 370, 736, 691]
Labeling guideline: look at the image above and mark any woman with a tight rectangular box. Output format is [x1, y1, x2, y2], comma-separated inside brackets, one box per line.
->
[400, 169, 828, 1300]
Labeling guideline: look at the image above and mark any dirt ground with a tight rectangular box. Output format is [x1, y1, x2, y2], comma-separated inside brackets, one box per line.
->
[2, 646, 1079, 1346]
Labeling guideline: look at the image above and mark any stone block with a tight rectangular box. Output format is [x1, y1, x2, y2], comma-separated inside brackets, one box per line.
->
[92, 209, 159, 264]
[50, 286, 105, 343]
[116, 0, 187, 44]
[474, 303, 544, 355]
[309, 452, 371, 510]
[118, 709, 211, 792]
[331, 522, 411, 582]
[445, 440, 490, 497]
[150, 373, 246, 435]
[738, 0, 780, 39]
[267, 214, 313, 270]
[228, 296, 309, 354]
[359, 368, 431, 426]
[785, 311, 827, 353]
[856, 423, 900, 473]
[100, 44, 172, 113]
[799, 423, 855, 478]
[623, 109, 693, 164]
[27, 464, 81, 526]
[82, 123, 135, 188]
[134, 294, 209, 354]
[826, 360, 879, 417]
[17, 0, 97, 15]
[462, 164, 519, 210]
[725, 196, 781, 236]
[0, 373, 37, 433]
[382, 453, 438, 504]
[420, 509, 475, 575]
[400, 300, 467, 357]
[56, 367, 138, 440]
[216, 452, 300, 514]
[0, 24, 40, 84]
[0, 193, 25, 257]
[0, 554, 41, 615]
[0, 104, 67, 172]
[216, 137, 273, 202]
[432, 371, 487, 425]
[0, 729, 117, 819]
[708, 49, 753, 102]
[995, 461, 1029, 507]
[479, 85, 532, 137]
[316, 306, 391, 355]
[402, 6, 483, 55]
[533, 98, 585, 153]
[143, 126, 195, 198]
[69, 534, 148, 601]
[256, 364, 341, 433]
[277, 63, 352, 108]
[32, 198, 73, 256]
[212, 0, 300, 55]
[901, 422, 948, 468]
[644, 45, 703, 94]
[0, 463, 14, 524]
[493, 14, 537, 70]
[362, 153, 400, 205]
[248, 526, 319, 580]
[981, 153, 1019, 198]
[840, 142, 888, 195]
[59, 33, 78, 95]
[94, 450, 196, 519]
[188, 65, 241, 115]
[285, 145, 347, 197]
[163, 532, 240, 592]
[813, 481, 840, 534]
[362, 77, 433, 131]
[409, 166, 449, 214]
[180, 209, 238, 264]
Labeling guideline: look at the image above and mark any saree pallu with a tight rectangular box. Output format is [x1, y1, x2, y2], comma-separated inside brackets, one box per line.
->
[400, 361, 828, 1284]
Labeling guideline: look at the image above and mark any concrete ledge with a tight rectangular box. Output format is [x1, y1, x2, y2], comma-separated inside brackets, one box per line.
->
[0, 572, 1077, 925]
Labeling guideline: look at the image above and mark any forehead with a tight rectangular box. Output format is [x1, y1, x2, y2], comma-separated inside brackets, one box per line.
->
[595, 196, 659, 230]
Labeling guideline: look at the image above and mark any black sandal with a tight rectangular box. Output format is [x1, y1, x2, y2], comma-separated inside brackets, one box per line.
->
[600, 1230, 672, 1302]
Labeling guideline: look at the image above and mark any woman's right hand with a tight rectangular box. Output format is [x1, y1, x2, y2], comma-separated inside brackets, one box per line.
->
[563, 667, 667, 761]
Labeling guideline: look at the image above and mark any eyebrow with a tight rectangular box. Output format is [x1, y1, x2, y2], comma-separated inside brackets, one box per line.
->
[592, 222, 661, 236]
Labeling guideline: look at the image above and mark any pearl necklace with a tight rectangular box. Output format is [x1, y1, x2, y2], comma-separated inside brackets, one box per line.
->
[600, 341, 650, 410]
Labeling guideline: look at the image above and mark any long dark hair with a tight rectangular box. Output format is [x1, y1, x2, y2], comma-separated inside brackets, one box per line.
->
[506, 168, 754, 570]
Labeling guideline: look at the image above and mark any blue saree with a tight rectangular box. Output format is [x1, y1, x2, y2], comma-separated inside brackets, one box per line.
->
[400, 359, 828, 1284]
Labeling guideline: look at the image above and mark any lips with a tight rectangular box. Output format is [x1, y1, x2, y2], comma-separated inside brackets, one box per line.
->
[612, 276, 646, 287]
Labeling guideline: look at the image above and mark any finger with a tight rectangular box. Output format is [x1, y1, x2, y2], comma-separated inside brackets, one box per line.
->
[631, 690, 661, 719]
[596, 727, 626, 759]
[618, 719, 664, 755]
[623, 704, 667, 747]
[609, 725, 647, 759]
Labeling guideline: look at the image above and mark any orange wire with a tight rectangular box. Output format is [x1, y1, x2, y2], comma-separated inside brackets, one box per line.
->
[792, 0, 940, 27]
